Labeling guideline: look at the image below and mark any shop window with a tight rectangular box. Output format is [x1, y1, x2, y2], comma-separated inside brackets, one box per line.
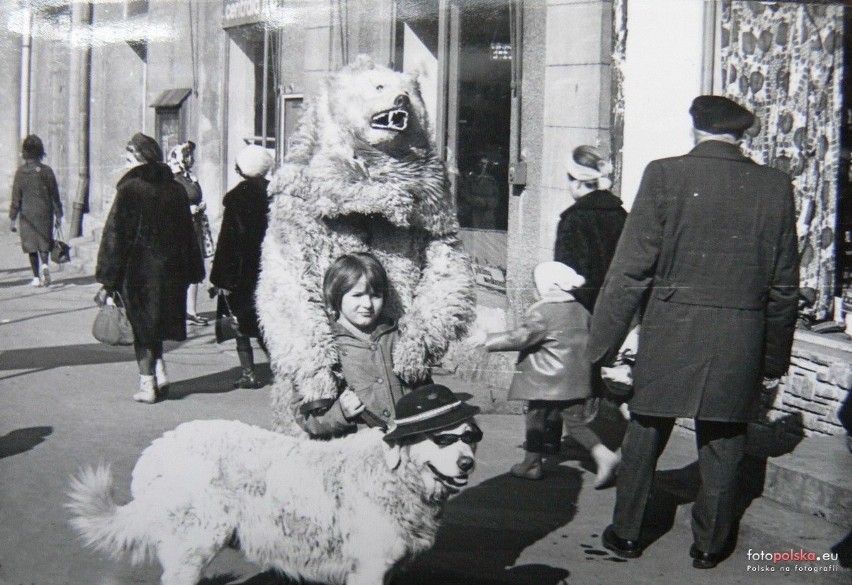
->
[396, 0, 511, 232]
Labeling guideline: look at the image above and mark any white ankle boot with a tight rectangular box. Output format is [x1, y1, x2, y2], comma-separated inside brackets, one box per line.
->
[133, 375, 158, 404]
[154, 359, 169, 398]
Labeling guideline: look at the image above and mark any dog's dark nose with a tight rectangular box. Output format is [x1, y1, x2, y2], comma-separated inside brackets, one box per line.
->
[457, 456, 475, 473]
[394, 94, 411, 108]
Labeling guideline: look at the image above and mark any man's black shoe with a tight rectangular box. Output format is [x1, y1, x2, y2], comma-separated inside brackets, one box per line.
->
[602, 525, 642, 558]
[690, 544, 721, 569]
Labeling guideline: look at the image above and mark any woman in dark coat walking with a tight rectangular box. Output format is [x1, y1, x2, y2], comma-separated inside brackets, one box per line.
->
[554, 145, 627, 314]
[8, 135, 63, 287]
[96, 133, 205, 403]
[210, 145, 274, 389]
[546, 145, 628, 451]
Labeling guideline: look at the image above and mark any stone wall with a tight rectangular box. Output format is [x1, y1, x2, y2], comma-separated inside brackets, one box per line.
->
[761, 334, 852, 437]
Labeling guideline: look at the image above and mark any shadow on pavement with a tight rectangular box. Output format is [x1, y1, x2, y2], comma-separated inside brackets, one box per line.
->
[395, 466, 580, 584]
[167, 363, 273, 400]
[0, 342, 136, 380]
[0, 274, 97, 289]
[0, 426, 53, 458]
[0, 303, 95, 327]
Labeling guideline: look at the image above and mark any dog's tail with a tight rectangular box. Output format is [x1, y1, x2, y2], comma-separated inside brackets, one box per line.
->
[66, 465, 154, 565]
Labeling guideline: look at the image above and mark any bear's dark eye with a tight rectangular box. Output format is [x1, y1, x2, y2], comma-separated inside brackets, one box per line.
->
[376, 85, 384, 91]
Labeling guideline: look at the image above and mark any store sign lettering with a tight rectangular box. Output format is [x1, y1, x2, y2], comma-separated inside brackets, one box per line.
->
[223, 0, 275, 28]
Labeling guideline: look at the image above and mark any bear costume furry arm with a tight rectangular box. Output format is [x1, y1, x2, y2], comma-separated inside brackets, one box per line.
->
[393, 236, 475, 382]
[256, 194, 343, 434]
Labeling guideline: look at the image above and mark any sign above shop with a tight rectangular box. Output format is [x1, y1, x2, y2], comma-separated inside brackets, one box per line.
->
[222, 0, 281, 29]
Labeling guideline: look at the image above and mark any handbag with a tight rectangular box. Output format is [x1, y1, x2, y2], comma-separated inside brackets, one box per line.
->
[92, 289, 134, 346]
[215, 293, 241, 342]
[199, 211, 215, 259]
[50, 227, 72, 264]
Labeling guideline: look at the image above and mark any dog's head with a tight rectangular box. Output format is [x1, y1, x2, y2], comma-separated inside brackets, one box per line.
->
[384, 419, 480, 501]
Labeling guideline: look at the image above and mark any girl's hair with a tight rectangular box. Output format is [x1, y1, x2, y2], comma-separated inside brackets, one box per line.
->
[22, 135, 45, 161]
[571, 145, 613, 190]
[323, 252, 389, 317]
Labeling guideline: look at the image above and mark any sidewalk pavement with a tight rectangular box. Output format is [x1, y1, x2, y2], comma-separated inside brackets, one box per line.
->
[0, 226, 848, 585]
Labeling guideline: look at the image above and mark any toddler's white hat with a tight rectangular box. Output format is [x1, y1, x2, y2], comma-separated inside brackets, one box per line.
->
[534, 261, 586, 299]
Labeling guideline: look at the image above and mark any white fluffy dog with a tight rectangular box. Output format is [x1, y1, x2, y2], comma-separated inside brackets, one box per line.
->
[67, 417, 478, 585]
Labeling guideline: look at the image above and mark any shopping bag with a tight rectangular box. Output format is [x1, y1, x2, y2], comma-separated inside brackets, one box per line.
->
[215, 293, 240, 342]
[92, 289, 134, 346]
[50, 228, 72, 264]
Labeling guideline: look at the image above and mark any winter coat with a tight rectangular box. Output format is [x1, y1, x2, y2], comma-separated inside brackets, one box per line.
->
[485, 299, 592, 402]
[210, 177, 270, 340]
[9, 162, 63, 254]
[174, 173, 206, 254]
[588, 140, 799, 422]
[292, 320, 410, 439]
[96, 163, 205, 345]
[554, 190, 626, 314]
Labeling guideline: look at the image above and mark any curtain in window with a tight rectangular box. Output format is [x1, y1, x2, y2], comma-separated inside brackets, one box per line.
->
[719, 1, 843, 320]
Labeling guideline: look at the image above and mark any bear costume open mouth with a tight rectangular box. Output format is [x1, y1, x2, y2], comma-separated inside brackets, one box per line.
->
[371, 107, 409, 132]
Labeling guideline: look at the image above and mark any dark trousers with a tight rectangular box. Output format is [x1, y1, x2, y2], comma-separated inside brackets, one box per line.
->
[613, 414, 746, 553]
[526, 399, 601, 453]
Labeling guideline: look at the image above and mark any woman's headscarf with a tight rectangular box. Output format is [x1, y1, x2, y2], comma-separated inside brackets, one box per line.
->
[566, 146, 613, 190]
[167, 141, 197, 181]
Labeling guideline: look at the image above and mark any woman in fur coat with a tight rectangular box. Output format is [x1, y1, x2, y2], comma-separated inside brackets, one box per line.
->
[8, 134, 63, 287]
[210, 145, 274, 389]
[96, 133, 205, 403]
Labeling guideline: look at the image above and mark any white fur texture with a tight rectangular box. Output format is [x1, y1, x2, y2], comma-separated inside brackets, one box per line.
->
[67, 420, 477, 585]
[256, 55, 476, 434]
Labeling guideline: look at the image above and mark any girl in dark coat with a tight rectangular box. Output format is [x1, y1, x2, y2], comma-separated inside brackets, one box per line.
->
[8, 135, 63, 287]
[210, 145, 274, 389]
[96, 133, 205, 403]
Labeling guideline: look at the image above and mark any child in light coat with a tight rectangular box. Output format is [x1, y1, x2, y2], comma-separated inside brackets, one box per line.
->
[470, 261, 620, 486]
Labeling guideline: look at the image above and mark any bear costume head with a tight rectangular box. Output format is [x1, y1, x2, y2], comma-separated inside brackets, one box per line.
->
[269, 55, 458, 237]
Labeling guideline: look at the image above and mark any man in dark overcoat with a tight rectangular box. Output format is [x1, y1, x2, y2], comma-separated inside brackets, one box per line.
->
[589, 96, 799, 568]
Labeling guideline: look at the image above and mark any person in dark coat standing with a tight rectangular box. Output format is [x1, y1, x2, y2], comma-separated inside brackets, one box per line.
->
[96, 133, 205, 404]
[589, 96, 799, 568]
[554, 145, 627, 315]
[210, 145, 274, 389]
[8, 134, 63, 287]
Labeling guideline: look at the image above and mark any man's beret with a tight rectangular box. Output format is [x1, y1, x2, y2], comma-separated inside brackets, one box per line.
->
[689, 95, 755, 137]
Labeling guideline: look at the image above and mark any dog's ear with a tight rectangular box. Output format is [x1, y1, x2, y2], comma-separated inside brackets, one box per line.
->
[383, 441, 401, 470]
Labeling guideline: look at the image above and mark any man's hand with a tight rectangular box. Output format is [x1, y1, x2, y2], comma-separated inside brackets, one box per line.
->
[10, 219, 17, 233]
[762, 377, 780, 390]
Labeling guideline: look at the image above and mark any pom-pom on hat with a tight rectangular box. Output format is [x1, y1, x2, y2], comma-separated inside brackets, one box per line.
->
[383, 384, 480, 442]
[689, 95, 755, 137]
[534, 261, 586, 300]
[236, 145, 274, 178]
[127, 133, 163, 163]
